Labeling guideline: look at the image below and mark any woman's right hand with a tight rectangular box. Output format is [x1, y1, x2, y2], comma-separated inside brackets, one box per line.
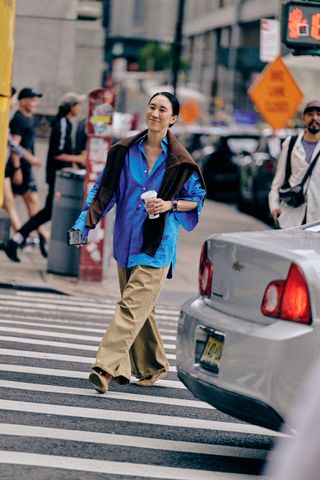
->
[76, 154, 86, 166]
[29, 155, 42, 167]
[272, 208, 281, 218]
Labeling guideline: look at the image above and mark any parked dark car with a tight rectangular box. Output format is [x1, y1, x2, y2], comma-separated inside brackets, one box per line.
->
[172, 124, 219, 158]
[238, 131, 297, 220]
[199, 128, 261, 200]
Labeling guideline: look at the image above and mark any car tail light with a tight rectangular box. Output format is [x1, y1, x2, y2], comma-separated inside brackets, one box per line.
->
[281, 264, 311, 323]
[261, 263, 311, 324]
[262, 159, 275, 173]
[261, 280, 285, 318]
[199, 241, 213, 297]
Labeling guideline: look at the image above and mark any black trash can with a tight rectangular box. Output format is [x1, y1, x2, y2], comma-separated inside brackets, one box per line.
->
[47, 168, 85, 276]
[0, 208, 10, 245]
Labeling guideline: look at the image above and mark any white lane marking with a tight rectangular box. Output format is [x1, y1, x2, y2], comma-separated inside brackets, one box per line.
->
[0, 350, 177, 370]
[0, 399, 279, 436]
[0, 366, 183, 390]
[0, 292, 180, 314]
[0, 325, 176, 342]
[0, 335, 177, 353]
[0, 299, 179, 318]
[0, 348, 95, 363]
[0, 451, 261, 479]
[0, 316, 177, 335]
[0, 379, 202, 407]
[0, 305, 178, 326]
[0, 306, 178, 322]
[0, 424, 268, 459]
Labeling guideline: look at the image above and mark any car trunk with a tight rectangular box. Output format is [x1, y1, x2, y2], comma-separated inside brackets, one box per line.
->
[205, 234, 296, 324]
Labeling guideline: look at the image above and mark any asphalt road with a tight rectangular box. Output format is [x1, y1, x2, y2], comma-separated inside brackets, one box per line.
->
[0, 288, 277, 479]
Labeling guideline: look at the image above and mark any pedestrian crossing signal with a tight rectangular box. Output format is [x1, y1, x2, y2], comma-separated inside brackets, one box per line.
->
[281, 1, 320, 55]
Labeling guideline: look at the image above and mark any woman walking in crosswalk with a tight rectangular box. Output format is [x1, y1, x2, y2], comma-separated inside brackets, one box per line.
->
[70, 92, 206, 393]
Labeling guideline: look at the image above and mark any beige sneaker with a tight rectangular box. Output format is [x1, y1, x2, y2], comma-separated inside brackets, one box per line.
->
[136, 370, 167, 387]
[89, 370, 112, 394]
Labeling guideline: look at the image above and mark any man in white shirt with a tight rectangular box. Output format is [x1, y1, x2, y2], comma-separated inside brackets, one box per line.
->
[269, 100, 320, 228]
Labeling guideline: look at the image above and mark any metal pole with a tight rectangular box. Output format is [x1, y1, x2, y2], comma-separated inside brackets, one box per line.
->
[0, 0, 16, 208]
[102, 0, 112, 86]
[172, 0, 185, 96]
[227, 0, 243, 114]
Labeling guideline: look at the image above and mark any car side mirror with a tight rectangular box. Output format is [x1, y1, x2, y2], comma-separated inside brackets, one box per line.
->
[240, 150, 252, 157]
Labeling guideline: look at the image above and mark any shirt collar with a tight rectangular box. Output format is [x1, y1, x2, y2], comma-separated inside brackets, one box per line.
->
[136, 133, 168, 155]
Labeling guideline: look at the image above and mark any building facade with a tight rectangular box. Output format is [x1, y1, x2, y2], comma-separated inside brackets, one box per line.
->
[183, 0, 283, 114]
[13, 0, 104, 116]
[106, 0, 177, 72]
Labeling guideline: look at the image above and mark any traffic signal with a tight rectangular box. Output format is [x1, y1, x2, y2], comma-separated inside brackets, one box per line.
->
[281, 1, 320, 55]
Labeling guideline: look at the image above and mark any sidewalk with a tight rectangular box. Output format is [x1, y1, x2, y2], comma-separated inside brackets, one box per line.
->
[0, 200, 269, 304]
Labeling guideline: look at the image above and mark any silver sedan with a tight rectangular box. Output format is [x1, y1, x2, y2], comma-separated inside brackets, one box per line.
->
[176, 221, 320, 431]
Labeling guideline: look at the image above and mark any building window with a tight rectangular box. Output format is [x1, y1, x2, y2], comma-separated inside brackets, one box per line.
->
[133, 0, 147, 27]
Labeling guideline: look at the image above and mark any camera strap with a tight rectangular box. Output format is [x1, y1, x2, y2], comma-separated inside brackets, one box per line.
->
[300, 148, 320, 188]
[282, 135, 320, 189]
[283, 135, 298, 187]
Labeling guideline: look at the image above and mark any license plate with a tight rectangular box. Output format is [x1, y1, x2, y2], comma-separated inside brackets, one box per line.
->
[200, 332, 224, 373]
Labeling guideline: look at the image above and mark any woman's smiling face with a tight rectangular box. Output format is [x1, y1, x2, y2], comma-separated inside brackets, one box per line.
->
[146, 95, 177, 134]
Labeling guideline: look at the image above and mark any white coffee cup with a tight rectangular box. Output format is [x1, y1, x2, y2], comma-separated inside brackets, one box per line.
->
[141, 190, 159, 219]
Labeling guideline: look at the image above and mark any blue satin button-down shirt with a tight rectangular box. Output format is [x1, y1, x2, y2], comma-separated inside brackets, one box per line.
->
[73, 134, 205, 277]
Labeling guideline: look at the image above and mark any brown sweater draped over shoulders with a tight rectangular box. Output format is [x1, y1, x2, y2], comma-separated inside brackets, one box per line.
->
[85, 129, 206, 257]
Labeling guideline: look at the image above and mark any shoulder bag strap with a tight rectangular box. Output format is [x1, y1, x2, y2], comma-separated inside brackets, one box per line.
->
[284, 135, 298, 185]
[300, 147, 320, 187]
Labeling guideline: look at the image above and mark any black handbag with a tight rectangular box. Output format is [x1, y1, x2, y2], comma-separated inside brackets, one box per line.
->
[278, 183, 305, 207]
[279, 136, 320, 208]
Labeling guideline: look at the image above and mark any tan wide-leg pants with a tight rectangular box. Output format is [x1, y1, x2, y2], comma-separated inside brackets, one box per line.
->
[92, 264, 170, 384]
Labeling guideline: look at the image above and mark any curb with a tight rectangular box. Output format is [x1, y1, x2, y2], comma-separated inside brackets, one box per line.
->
[0, 282, 68, 296]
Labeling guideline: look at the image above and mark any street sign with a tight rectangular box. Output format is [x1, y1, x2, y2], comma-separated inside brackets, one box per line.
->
[260, 19, 280, 63]
[248, 55, 303, 130]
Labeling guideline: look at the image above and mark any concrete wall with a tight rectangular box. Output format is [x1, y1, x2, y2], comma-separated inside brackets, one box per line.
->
[13, 0, 104, 116]
[75, 19, 104, 97]
[111, 0, 176, 41]
[184, 0, 281, 35]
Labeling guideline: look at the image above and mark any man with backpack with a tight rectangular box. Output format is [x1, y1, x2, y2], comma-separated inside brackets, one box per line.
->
[269, 100, 320, 228]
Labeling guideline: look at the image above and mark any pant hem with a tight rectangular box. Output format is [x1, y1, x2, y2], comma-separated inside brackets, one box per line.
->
[91, 362, 131, 385]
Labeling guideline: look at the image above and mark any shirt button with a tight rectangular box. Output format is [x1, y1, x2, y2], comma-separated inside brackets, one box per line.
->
[142, 187, 146, 191]
[144, 170, 147, 173]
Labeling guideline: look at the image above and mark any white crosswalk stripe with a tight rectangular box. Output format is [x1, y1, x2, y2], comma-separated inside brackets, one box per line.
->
[0, 291, 274, 478]
[0, 424, 268, 459]
[0, 379, 205, 408]
[0, 335, 177, 357]
[0, 312, 178, 332]
[0, 451, 261, 479]
[0, 324, 177, 342]
[0, 399, 277, 436]
[0, 316, 178, 335]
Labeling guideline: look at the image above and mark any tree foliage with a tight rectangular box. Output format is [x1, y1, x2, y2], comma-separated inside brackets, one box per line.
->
[139, 42, 189, 72]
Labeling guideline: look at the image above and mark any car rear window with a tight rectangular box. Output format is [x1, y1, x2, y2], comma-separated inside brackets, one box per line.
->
[226, 138, 259, 154]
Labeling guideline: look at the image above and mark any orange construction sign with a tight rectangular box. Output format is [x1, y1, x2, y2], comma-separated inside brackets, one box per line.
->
[248, 55, 303, 130]
[180, 99, 203, 125]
